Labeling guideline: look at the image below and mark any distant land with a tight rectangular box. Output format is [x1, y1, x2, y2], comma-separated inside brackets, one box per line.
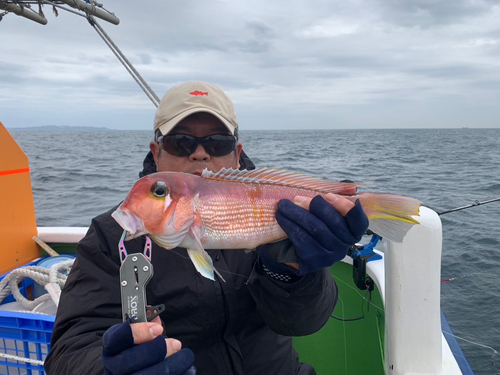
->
[9, 125, 114, 131]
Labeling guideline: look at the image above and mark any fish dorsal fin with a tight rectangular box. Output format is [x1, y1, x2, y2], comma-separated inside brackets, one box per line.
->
[201, 167, 361, 195]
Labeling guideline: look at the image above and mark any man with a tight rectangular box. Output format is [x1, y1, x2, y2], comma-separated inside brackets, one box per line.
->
[45, 81, 368, 375]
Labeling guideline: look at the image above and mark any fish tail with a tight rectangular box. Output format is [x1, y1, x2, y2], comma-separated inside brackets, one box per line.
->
[357, 193, 421, 243]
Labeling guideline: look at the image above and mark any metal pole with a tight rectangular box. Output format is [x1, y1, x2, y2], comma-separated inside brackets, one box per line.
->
[59, 0, 119, 25]
[0, 1, 48, 24]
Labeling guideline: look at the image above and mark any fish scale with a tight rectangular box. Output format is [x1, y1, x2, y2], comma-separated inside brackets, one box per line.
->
[195, 193, 285, 249]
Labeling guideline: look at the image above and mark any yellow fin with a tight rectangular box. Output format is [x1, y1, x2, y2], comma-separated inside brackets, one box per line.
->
[358, 192, 421, 243]
[187, 228, 225, 282]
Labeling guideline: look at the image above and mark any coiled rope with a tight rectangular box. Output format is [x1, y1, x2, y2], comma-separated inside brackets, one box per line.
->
[0, 259, 74, 309]
[0, 259, 75, 367]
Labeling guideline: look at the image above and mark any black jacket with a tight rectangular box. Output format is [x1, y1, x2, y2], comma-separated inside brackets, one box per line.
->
[44, 152, 338, 375]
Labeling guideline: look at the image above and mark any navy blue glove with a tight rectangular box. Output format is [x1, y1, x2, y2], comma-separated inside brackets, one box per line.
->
[102, 319, 196, 375]
[260, 196, 369, 278]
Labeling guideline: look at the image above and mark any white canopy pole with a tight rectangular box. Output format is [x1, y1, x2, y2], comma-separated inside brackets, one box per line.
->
[59, 0, 119, 25]
[0, 1, 48, 24]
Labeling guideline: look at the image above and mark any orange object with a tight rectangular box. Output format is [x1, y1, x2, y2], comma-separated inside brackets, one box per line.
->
[0, 121, 40, 274]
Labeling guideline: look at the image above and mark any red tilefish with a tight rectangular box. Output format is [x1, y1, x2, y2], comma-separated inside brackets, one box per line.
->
[112, 168, 421, 281]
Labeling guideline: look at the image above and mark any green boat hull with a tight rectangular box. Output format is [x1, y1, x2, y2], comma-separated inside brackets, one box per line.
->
[293, 262, 385, 375]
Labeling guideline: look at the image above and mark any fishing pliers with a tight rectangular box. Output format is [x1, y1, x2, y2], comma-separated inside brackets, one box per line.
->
[118, 231, 165, 323]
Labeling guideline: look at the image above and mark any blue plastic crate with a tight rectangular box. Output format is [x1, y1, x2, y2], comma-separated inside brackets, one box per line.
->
[0, 261, 55, 375]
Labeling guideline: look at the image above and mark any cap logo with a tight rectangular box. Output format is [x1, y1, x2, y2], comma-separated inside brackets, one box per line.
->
[190, 90, 208, 96]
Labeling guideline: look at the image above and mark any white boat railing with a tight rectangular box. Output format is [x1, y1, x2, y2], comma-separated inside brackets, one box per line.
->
[37, 227, 87, 244]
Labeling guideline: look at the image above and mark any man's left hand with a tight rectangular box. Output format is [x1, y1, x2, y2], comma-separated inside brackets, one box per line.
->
[260, 193, 369, 277]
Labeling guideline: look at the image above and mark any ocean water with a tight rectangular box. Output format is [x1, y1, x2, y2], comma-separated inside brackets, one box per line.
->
[10, 128, 500, 374]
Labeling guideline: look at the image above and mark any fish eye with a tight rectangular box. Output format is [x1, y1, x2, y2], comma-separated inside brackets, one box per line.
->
[151, 181, 168, 198]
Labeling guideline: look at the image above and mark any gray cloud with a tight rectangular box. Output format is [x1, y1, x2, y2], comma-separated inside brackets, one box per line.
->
[375, 0, 499, 28]
[228, 20, 275, 53]
[0, 62, 29, 84]
[0, 0, 499, 129]
[408, 65, 480, 79]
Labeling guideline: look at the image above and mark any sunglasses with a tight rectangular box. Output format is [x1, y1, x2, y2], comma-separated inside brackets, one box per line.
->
[158, 133, 236, 157]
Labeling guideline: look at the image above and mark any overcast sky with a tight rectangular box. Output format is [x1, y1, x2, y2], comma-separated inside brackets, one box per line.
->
[1, 0, 499, 130]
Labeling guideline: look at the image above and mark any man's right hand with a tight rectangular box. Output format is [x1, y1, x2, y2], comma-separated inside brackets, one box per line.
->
[102, 317, 196, 375]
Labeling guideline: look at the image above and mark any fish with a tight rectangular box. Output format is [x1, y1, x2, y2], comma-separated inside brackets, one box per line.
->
[112, 167, 421, 281]
[189, 90, 208, 96]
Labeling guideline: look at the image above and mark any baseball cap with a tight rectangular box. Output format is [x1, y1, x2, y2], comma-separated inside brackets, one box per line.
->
[154, 81, 238, 136]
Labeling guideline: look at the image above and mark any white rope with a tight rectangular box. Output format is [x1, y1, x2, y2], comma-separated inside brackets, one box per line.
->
[0, 352, 45, 366]
[0, 260, 75, 309]
[443, 330, 498, 355]
[41, 0, 86, 18]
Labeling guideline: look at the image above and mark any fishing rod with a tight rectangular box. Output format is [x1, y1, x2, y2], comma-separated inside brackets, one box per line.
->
[437, 197, 500, 216]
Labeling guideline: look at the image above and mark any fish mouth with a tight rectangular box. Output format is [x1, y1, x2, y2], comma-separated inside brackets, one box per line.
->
[111, 208, 146, 240]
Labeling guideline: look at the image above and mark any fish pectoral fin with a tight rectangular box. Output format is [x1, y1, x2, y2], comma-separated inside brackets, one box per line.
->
[187, 228, 226, 283]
